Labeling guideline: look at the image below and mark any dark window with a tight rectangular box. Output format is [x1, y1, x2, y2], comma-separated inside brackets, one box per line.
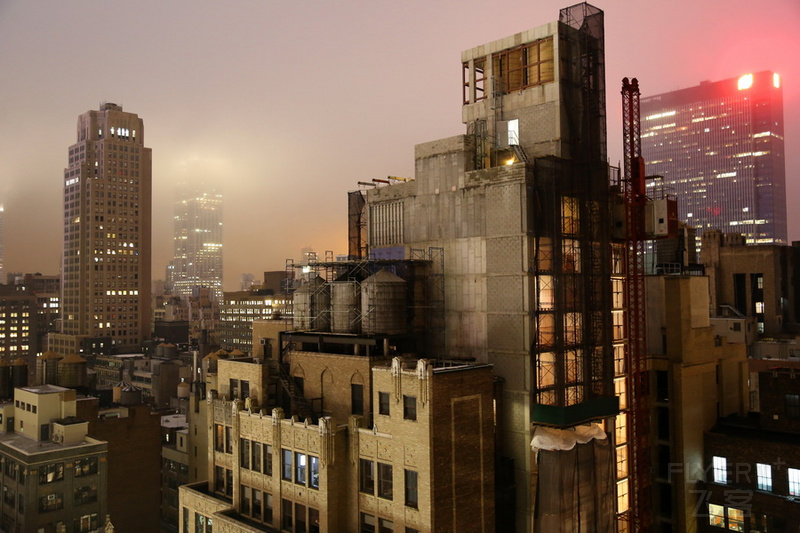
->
[403, 395, 417, 421]
[252, 489, 262, 520]
[229, 379, 239, 400]
[240, 439, 250, 469]
[251, 441, 261, 473]
[352, 384, 364, 416]
[359, 459, 374, 494]
[214, 466, 224, 493]
[296, 503, 307, 533]
[225, 469, 232, 497]
[241, 485, 251, 515]
[241, 380, 250, 400]
[38, 492, 64, 513]
[309, 507, 320, 533]
[360, 513, 376, 533]
[74, 485, 97, 505]
[225, 426, 233, 453]
[264, 493, 273, 524]
[405, 469, 418, 508]
[378, 463, 393, 500]
[786, 394, 800, 418]
[264, 444, 273, 476]
[378, 519, 394, 533]
[282, 449, 292, 481]
[379, 392, 390, 416]
[282, 499, 293, 530]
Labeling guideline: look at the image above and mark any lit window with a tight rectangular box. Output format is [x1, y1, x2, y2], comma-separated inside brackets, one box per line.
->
[727, 507, 744, 532]
[708, 503, 724, 527]
[756, 463, 772, 491]
[789, 468, 800, 496]
[712, 456, 727, 484]
[295, 453, 306, 485]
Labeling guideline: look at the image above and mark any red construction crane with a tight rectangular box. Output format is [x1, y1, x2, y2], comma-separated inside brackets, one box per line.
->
[621, 77, 651, 530]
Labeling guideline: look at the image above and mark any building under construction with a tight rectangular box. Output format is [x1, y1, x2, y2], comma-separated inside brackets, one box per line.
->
[361, 4, 620, 530]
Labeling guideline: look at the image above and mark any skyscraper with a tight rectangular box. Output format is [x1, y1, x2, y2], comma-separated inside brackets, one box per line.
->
[166, 188, 223, 300]
[0, 204, 4, 280]
[641, 71, 787, 246]
[50, 103, 152, 355]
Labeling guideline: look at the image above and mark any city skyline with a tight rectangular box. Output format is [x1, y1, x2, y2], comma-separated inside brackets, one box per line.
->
[1, 0, 798, 291]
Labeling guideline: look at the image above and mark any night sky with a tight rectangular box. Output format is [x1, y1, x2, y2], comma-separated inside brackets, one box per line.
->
[1, 0, 798, 290]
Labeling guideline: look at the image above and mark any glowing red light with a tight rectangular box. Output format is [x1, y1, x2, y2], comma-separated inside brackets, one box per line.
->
[738, 74, 753, 90]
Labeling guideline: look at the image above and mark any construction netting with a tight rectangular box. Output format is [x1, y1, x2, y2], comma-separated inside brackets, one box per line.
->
[532, 425, 616, 532]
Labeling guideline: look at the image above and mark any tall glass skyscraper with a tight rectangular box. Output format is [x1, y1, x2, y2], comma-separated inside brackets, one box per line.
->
[166, 188, 223, 300]
[641, 71, 786, 246]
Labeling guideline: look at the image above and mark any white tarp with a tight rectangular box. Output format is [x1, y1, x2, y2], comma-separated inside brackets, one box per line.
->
[530, 423, 607, 451]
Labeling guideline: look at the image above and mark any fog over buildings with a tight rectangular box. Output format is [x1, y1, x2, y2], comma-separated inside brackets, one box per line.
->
[0, 0, 798, 290]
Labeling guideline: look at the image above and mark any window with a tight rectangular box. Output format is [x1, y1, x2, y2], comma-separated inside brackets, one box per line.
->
[756, 463, 772, 491]
[214, 424, 224, 452]
[39, 492, 64, 513]
[712, 456, 727, 484]
[309, 507, 320, 533]
[309, 455, 320, 489]
[39, 463, 64, 484]
[74, 485, 97, 505]
[404, 470, 418, 508]
[241, 485, 250, 514]
[789, 468, 800, 496]
[230, 378, 239, 399]
[403, 395, 417, 421]
[282, 499, 293, 530]
[727, 507, 744, 532]
[225, 426, 233, 453]
[378, 519, 394, 533]
[708, 503, 725, 528]
[183, 507, 189, 533]
[492, 37, 554, 94]
[352, 384, 364, 416]
[252, 440, 261, 472]
[360, 459, 375, 494]
[264, 444, 273, 476]
[295, 452, 307, 485]
[252, 489, 262, 520]
[360, 513, 376, 533]
[379, 392, 390, 416]
[296, 503, 307, 533]
[75, 513, 99, 533]
[264, 492, 273, 524]
[195, 513, 206, 532]
[240, 438, 250, 469]
[282, 449, 293, 481]
[74, 457, 98, 477]
[378, 463, 393, 500]
[786, 394, 800, 418]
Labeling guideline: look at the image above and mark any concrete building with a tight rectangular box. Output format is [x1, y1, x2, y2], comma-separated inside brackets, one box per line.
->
[701, 230, 799, 336]
[0, 384, 108, 532]
[644, 275, 748, 532]
[50, 103, 152, 355]
[362, 4, 618, 529]
[166, 189, 223, 301]
[641, 72, 787, 247]
[180, 355, 494, 533]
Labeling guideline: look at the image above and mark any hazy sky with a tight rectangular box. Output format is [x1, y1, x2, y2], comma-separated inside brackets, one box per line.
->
[2, 0, 799, 291]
